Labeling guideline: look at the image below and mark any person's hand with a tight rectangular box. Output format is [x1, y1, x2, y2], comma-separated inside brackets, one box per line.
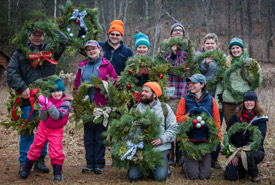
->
[138, 67, 149, 76]
[151, 138, 162, 146]
[217, 93, 223, 103]
[171, 45, 178, 55]
[205, 57, 213, 65]
[22, 88, 30, 99]
[231, 156, 239, 166]
[38, 95, 53, 109]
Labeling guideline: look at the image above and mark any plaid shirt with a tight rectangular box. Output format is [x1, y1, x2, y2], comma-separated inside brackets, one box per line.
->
[165, 48, 189, 98]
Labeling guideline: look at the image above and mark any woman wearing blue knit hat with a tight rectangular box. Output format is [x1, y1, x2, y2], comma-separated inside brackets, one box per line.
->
[134, 32, 150, 56]
[216, 37, 262, 126]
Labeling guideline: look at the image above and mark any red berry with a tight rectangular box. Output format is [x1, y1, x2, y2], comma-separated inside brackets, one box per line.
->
[126, 84, 131, 89]
[75, 20, 79, 24]
[128, 70, 133, 74]
[193, 119, 198, 124]
[159, 74, 163, 79]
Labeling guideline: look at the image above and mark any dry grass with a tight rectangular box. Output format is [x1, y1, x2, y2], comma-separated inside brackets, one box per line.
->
[0, 64, 275, 184]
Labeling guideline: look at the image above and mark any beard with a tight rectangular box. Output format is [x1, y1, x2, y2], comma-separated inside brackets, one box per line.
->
[140, 94, 154, 105]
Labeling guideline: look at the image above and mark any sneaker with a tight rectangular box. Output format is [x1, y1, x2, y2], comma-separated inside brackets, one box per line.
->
[251, 176, 261, 183]
[82, 167, 94, 173]
[34, 156, 50, 173]
[94, 167, 104, 174]
[211, 160, 222, 169]
[54, 175, 62, 182]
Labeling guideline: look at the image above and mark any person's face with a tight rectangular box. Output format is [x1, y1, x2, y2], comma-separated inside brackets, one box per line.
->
[86, 46, 101, 60]
[108, 31, 122, 45]
[204, 38, 218, 51]
[171, 26, 184, 38]
[51, 91, 63, 100]
[244, 100, 256, 112]
[140, 86, 156, 104]
[230, 45, 243, 58]
[28, 31, 45, 48]
[136, 45, 149, 55]
[189, 82, 204, 94]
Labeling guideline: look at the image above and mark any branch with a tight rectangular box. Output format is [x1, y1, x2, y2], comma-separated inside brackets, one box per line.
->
[165, 12, 180, 23]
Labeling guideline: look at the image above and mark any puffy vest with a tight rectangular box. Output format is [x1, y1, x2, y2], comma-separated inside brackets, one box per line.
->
[42, 95, 71, 129]
[184, 92, 213, 141]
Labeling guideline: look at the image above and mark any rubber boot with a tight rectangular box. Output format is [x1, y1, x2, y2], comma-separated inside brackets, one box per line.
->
[34, 156, 50, 173]
[20, 158, 34, 178]
[53, 164, 62, 182]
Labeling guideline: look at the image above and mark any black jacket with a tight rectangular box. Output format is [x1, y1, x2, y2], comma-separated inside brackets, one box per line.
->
[7, 30, 67, 94]
[227, 115, 268, 150]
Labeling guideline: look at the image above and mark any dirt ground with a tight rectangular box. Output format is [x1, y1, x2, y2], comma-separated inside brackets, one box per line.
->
[0, 63, 275, 184]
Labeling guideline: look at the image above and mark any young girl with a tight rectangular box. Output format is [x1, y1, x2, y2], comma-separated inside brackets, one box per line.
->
[19, 77, 72, 182]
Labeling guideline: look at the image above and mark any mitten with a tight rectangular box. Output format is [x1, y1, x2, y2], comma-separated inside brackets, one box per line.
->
[38, 95, 53, 110]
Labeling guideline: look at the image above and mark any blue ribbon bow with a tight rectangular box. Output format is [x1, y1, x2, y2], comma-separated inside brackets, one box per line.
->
[121, 141, 144, 160]
[69, 9, 88, 31]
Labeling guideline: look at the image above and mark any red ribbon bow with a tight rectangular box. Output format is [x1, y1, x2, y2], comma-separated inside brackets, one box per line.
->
[29, 51, 58, 69]
[134, 91, 142, 102]
[12, 88, 39, 128]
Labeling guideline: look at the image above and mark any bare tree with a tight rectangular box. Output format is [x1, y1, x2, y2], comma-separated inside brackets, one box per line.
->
[202, 0, 210, 33]
[239, 0, 244, 39]
[100, 0, 107, 41]
[247, 0, 253, 56]
[54, 0, 57, 19]
[227, 0, 231, 43]
[258, 0, 261, 22]
[113, 0, 116, 19]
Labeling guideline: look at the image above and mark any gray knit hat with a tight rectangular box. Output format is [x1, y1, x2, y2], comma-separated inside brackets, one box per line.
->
[170, 23, 185, 36]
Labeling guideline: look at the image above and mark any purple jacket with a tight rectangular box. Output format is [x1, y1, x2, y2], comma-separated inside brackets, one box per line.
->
[74, 57, 118, 106]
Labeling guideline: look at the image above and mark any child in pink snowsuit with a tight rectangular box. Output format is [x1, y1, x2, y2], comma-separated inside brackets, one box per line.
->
[19, 78, 72, 182]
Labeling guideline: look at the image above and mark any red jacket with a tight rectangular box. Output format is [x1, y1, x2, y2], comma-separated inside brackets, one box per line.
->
[74, 57, 118, 106]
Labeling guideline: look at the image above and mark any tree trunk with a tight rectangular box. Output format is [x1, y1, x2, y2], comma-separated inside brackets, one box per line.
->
[123, 0, 129, 44]
[152, 3, 164, 57]
[227, 0, 231, 43]
[202, 0, 210, 33]
[94, 0, 98, 8]
[247, 0, 253, 56]
[54, 0, 57, 19]
[8, 0, 10, 27]
[258, 0, 261, 22]
[113, 0, 116, 19]
[239, 0, 244, 39]
[118, 0, 123, 19]
[100, 0, 107, 41]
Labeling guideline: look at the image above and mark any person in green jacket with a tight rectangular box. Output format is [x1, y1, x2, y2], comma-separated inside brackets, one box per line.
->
[217, 37, 262, 125]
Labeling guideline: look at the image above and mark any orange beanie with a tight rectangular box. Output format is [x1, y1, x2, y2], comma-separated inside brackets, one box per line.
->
[108, 20, 124, 36]
[143, 82, 162, 98]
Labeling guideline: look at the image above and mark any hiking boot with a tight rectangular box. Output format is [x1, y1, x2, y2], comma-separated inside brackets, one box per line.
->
[34, 156, 50, 173]
[19, 164, 24, 174]
[94, 167, 104, 174]
[211, 159, 222, 169]
[53, 164, 62, 182]
[251, 176, 261, 183]
[82, 167, 94, 173]
[20, 158, 34, 178]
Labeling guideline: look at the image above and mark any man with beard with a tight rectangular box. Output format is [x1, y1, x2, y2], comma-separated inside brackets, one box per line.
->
[99, 20, 133, 76]
[127, 82, 178, 182]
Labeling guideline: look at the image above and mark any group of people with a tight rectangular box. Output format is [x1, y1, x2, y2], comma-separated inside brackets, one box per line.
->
[6, 18, 267, 183]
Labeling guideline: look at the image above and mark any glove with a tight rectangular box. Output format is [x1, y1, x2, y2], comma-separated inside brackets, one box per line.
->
[217, 93, 223, 103]
[38, 95, 53, 110]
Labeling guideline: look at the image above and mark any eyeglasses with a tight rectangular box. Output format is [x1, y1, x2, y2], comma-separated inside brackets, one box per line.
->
[110, 33, 121, 37]
[86, 47, 99, 52]
[173, 29, 183, 32]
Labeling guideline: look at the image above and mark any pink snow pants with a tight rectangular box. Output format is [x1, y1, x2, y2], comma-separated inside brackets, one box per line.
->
[27, 122, 65, 165]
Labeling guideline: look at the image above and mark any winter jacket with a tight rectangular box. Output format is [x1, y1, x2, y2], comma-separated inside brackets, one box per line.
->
[176, 89, 221, 141]
[227, 115, 268, 151]
[74, 57, 118, 106]
[7, 30, 68, 94]
[219, 55, 262, 104]
[136, 99, 178, 152]
[39, 94, 72, 129]
[99, 41, 133, 76]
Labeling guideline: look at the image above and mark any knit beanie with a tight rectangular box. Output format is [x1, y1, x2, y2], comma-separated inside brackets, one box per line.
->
[170, 23, 185, 36]
[134, 32, 150, 49]
[108, 20, 124, 36]
[243, 91, 258, 102]
[55, 78, 65, 92]
[143, 82, 162, 98]
[228, 37, 244, 49]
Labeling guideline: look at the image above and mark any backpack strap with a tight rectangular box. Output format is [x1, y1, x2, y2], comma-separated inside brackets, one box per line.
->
[161, 102, 168, 130]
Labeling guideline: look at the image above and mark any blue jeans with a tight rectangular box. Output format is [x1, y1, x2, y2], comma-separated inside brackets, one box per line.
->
[84, 123, 106, 168]
[19, 106, 48, 165]
[127, 150, 169, 181]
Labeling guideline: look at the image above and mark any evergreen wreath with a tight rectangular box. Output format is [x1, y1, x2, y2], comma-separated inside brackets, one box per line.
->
[1, 75, 61, 135]
[177, 113, 220, 160]
[223, 57, 261, 100]
[57, 0, 102, 56]
[193, 49, 227, 89]
[71, 77, 130, 129]
[104, 107, 163, 177]
[158, 37, 195, 77]
[117, 55, 169, 103]
[222, 122, 262, 156]
[12, 21, 61, 68]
